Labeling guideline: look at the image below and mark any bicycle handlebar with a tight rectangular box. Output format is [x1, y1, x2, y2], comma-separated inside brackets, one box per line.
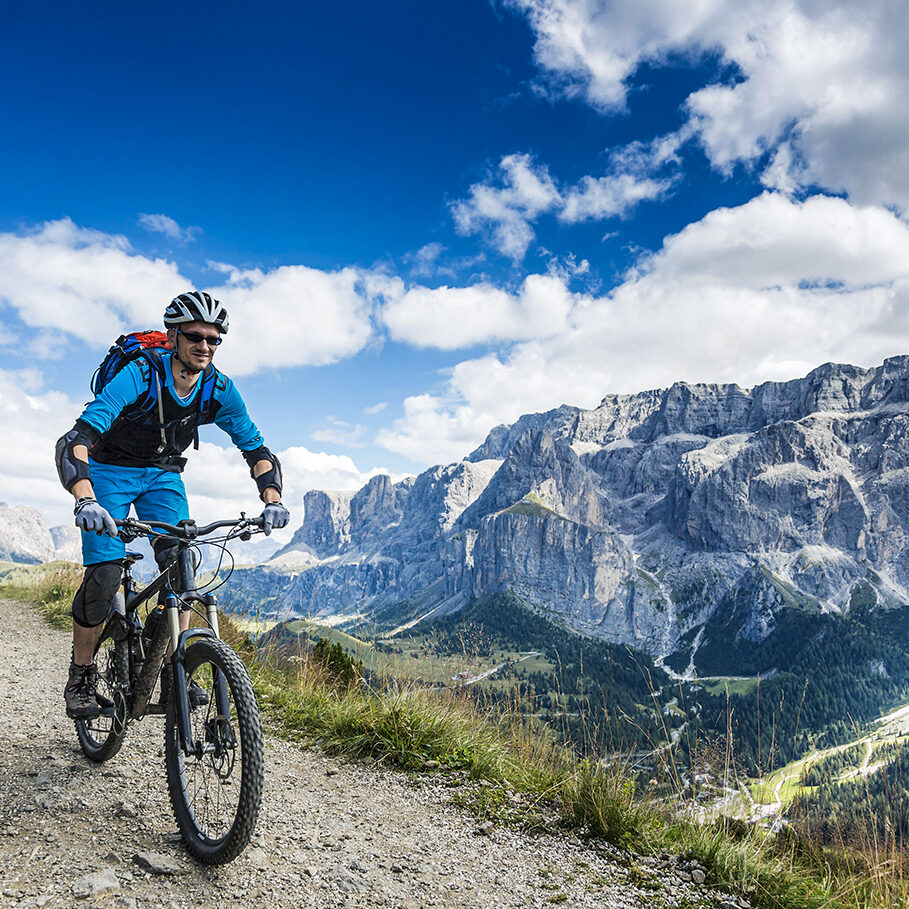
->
[115, 514, 265, 540]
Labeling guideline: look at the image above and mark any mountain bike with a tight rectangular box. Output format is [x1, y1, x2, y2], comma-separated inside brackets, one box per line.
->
[74, 514, 266, 865]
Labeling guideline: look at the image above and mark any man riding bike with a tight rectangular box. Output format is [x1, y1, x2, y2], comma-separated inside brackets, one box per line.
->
[55, 290, 290, 719]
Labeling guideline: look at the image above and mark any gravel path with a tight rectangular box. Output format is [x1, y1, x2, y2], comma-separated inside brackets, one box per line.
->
[0, 598, 749, 909]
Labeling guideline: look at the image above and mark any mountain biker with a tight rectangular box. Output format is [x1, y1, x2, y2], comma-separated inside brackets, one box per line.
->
[54, 290, 290, 719]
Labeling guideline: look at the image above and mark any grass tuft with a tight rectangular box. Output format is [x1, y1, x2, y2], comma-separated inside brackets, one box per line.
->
[0, 562, 81, 629]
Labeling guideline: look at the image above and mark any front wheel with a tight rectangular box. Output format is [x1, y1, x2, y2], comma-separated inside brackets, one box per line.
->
[75, 626, 129, 762]
[164, 637, 263, 864]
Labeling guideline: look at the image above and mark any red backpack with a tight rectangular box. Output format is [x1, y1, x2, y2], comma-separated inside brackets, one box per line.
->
[90, 331, 218, 453]
[91, 331, 172, 401]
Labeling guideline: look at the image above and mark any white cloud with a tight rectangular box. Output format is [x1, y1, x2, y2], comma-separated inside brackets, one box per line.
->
[560, 172, 673, 223]
[507, 0, 713, 111]
[451, 136, 682, 257]
[760, 141, 802, 195]
[279, 446, 402, 497]
[381, 273, 574, 349]
[645, 192, 909, 288]
[378, 192, 909, 463]
[0, 369, 86, 526]
[363, 401, 388, 415]
[680, 2, 895, 198]
[209, 262, 377, 376]
[375, 394, 498, 466]
[508, 0, 909, 211]
[138, 213, 201, 242]
[182, 441, 392, 526]
[311, 417, 367, 447]
[451, 153, 561, 258]
[0, 219, 185, 344]
[561, 130, 686, 223]
[404, 242, 446, 277]
[0, 219, 379, 374]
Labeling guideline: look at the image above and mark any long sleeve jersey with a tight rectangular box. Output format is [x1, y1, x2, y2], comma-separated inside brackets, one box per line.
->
[77, 353, 264, 469]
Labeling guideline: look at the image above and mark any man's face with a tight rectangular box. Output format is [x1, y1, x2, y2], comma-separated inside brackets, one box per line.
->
[167, 320, 222, 373]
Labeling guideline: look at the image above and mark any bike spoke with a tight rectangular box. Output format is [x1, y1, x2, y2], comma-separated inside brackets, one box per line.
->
[75, 630, 128, 763]
[165, 637, 260, 862]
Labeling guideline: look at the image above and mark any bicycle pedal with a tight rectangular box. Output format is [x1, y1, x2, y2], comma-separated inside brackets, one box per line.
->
[146, 703, 167, 715]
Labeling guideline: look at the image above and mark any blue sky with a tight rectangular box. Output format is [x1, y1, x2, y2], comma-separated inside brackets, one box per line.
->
[3, 1, 909, 531]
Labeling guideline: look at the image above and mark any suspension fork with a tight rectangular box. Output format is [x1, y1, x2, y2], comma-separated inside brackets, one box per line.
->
[167, 548, 198, 755]
[203, 593, 232, 726]
[168, 546, 232, 755]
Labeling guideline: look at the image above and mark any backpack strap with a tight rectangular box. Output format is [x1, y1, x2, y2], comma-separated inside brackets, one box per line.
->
[153, 368, 167, 454]
[118, 350, 170, 453]
[191, 364, 220, 450]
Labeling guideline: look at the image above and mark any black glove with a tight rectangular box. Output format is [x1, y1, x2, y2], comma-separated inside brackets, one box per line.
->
[74, 497, 118, 536]
[262, 502, 290, 536]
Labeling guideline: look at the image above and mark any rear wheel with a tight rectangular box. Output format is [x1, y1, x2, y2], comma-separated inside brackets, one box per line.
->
[164, 637, 263, 865]
[75, 625, 129, 762]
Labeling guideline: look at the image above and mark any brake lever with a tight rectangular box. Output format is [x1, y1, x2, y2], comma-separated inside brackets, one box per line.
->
[234, 512, 264, 542]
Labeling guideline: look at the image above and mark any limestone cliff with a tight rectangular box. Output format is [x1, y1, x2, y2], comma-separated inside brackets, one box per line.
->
[0, 503, 57, 564]
[232, 357, 909, 670]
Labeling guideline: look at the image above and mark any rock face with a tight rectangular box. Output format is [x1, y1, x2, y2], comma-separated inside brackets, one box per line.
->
[50, 524, 82, 563]
[0, 503, 55, 564]
[234, 357, 909, 669]
[0, 508, 91, 566]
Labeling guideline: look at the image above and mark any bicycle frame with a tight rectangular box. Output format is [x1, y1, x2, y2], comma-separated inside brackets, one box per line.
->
[115, 520, 249, 757]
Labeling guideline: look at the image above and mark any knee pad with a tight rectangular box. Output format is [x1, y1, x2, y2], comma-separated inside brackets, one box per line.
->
[72, 561, 123, 628]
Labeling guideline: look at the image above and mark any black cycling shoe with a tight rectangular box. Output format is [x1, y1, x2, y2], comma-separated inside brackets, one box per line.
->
[65, 661, 101, 720]
[160, 663, 210, 710]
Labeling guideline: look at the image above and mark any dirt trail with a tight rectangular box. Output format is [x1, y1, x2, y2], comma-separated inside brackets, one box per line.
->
[0, 598, 747, 909]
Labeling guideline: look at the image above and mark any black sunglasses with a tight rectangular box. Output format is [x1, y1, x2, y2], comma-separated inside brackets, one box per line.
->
[178, 328, 223, 347]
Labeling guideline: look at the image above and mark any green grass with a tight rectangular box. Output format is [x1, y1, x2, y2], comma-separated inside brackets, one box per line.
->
[234, 624, 909, 909]
[231, 615, 279, 636]
[702, 677, 762, 697]
[8, 570, 909, 909]
[264, 617, 548, 687]
[502, 501, 565, 520]
[0, 562, 82, 630]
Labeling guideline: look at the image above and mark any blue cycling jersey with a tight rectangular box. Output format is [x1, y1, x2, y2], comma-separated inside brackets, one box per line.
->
[78, 353, 264, 468]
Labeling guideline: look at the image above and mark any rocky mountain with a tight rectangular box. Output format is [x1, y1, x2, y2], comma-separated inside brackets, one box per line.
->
[227, 357, 909, 673]
[0, 504, 84, 565]
[50, 525, 82, 563]
[0, 503, 56, 564]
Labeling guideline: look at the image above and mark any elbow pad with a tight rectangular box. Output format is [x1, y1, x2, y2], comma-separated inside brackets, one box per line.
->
[242, 445, 283, 497]
[55, 421, 100, 491]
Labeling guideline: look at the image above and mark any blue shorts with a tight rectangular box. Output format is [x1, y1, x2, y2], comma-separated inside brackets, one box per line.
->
[81, 460, 189, 566]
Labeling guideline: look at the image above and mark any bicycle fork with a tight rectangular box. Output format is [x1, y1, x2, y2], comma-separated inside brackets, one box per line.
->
[168, 593, 234, 759]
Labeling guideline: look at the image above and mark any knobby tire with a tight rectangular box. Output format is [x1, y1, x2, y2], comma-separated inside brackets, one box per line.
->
[164, 637, 263, 865]
[75, 624, 129, 762]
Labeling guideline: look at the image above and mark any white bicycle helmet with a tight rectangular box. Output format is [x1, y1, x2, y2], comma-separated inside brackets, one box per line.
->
[164, 291, 229, 334]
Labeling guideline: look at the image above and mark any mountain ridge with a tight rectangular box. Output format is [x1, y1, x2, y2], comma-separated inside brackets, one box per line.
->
[225, 355, 909, 674]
